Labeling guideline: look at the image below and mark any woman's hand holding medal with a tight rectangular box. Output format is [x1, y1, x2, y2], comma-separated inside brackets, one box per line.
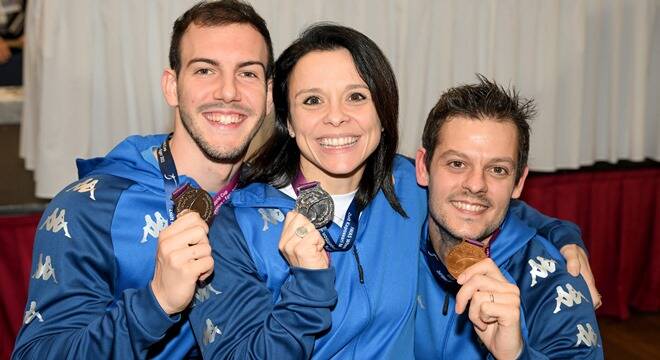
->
[454, 258, 523, 360]
[279, 211, 329, 270]
[150, 211, 214, 315]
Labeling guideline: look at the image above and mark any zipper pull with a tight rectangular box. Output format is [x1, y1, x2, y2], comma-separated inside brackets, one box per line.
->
[352, 246, 365, 284]
[442, 293, 449, 316]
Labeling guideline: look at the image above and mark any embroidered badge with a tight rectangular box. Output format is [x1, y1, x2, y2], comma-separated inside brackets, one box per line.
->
[39, 208, 72, 238]
[24, 301, 44, 324]
[553, 283, 589, 313]
[575, 323, 599, 347]
[258, 208, 284, 231]
[528, 256, 557, 287]
[66, 178, 98, 200]
[203, 318, 222, 345]
[32, 253, 58, 283]
[141, 211, 168, 243]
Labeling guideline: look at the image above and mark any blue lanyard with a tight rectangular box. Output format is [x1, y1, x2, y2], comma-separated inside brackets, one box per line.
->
[156, 136, 179, 224]
[292, 173, 360, 252]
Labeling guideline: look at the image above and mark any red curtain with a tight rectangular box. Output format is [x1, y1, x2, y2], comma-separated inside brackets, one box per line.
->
[521, 167, 660, 319]
[0, 213, 40, 360]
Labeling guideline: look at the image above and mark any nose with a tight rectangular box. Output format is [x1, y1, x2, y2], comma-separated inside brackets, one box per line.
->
[462, 167, 488, 195]
[324, 101, 349, 127]
[214, 74, 239, 102]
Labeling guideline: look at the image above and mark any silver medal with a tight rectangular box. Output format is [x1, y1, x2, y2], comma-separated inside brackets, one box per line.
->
[295, 184, 334, 228]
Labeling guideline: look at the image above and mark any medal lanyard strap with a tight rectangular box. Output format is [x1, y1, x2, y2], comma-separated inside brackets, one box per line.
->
[292, 171, 360, 252]
[157, 135, 240, 223]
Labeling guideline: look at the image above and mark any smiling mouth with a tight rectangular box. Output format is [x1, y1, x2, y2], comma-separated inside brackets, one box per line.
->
[318, 136, 359, 148]
[203, 112, 246, 125]
[450, 200, 488, 214]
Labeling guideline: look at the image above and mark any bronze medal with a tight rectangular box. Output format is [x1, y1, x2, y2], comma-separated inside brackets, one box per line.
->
[295, 184, 334, 228]
[173, 185, 214, 223]
[444, 239, 487, 279]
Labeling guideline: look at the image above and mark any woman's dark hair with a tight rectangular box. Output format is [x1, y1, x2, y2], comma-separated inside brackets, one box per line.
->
[243, 23, 406, 216]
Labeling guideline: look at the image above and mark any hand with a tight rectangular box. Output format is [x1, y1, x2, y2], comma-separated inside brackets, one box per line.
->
[279, 211, 329, 270]
[0, 38, 10, 64]
[560, 244, 601, 309]
[151, 211, 214, 315]
[455, 258, 522, 360]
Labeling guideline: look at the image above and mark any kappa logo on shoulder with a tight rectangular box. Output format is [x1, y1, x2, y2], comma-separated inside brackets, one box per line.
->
[528, 256, 557, 287]
[194, 284, 221, 305]
[24, 301, 44, 324]
[39, 208, 72, 238]
[203, 318, 222, 345]
[33, 253, 58, 283]
[258, 208, 284, 231]
[141, 211, 168, 243]
[66, 178, 98, 200]
[575, 323, 599, 348]
[554, 283, 589, 313]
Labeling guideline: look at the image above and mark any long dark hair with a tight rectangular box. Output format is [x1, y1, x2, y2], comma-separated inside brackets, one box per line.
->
[242, 23, 406, 216]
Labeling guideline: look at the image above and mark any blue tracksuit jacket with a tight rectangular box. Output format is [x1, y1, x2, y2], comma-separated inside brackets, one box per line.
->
[415, 211, 603, 359]
[12, 134, 200, 359]
[189, 156, 586, 359]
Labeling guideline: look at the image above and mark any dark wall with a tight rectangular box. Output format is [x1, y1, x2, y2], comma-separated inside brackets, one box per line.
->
[0, 124, 46, 206]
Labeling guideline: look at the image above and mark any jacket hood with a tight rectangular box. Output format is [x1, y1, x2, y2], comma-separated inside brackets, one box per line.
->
[76, 134, 168, 195]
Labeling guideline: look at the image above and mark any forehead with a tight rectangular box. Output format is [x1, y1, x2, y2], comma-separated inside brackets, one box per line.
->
[289, 48, 365, 89]
[435, 115, 518, 157]
[179, 23, 269, 65]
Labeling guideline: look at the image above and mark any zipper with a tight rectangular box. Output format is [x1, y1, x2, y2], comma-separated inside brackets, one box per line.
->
[351, 246, 365, 284]
[442, 292, 449, 316]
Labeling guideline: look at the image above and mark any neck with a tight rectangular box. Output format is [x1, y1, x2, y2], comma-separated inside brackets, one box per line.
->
[169, 130, 242, 193]
[298, 159, 364, 195]
[427, 217, 494, 261]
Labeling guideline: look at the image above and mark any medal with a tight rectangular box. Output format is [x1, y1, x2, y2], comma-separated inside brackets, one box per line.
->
[294, 183, 334, 229]
[444, 239, 487, 279]
[172, 184, 214, 223]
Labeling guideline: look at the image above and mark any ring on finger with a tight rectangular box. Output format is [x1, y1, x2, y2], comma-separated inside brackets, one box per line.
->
[490, 293, 495, 303]
[295, 226, 309, 238]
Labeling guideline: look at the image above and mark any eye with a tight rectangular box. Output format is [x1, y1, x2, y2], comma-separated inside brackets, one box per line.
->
[490, 166, 511, 177]
[194, 68, 213, 76]
[448, 160, 465, 169]
[303, 96, 322, 105]
[348, 92, 367, 102]
[239, 71, 259, 79]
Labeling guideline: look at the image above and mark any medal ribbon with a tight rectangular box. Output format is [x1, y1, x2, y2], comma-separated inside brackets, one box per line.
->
[292, 172, 360, 252]
[157, 135, 239, 224]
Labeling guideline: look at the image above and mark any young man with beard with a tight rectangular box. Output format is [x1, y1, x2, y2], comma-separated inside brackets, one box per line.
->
[414, 75, 603, 359]
[12, 1, 273, 358]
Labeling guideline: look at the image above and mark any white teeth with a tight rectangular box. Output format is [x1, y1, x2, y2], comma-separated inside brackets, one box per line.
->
[319, 136, 358, 147]
[453, 201, 486, 212]
[206, 113, 242, 124]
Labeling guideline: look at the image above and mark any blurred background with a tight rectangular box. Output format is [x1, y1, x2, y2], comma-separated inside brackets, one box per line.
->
[0, 0, 658, 358]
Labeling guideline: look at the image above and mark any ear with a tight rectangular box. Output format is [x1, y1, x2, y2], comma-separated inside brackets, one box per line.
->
[511, 166, 529, 199]
[415, 147, 430, 186]
[286, 119, 295, 138]
[265, 79, 274, 116]
[161, 68, 179, 107]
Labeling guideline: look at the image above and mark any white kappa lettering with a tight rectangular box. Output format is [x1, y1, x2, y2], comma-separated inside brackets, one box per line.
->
[203, 318, 222, 345]
[141, 211, 168, 243]
[24, 301, 44, 324]
[33, 253, 58, 283]
[554, 283, 589, 313]
[528, 256, 556, 287]
[258, 208, 284, 231]
[575, 323, 598, 347]
[39, 208, 71, 238]
[194, 284, 222, 305]
[66, 178, 98, 200]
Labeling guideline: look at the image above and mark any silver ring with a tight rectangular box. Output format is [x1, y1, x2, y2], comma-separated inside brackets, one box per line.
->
[294, 226, 308, 238]
[490, 293, 495, 303]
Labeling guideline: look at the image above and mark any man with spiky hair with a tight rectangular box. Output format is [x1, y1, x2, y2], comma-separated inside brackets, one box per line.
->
[13, 1, 273, 358]
[415, 75, 603, 359]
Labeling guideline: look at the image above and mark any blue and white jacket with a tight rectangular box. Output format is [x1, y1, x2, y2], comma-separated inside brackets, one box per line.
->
[415, 211, 603, 359]
[189, 156, 586, 359]
[13, 134, 199, 359]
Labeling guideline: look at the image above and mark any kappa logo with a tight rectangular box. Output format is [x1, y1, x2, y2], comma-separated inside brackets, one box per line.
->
[141, 211, 168, 243]
[24, 301, 44, 324]
[554, 283, 589, 314]
[203, 318, 222, 345]
[66, 178, 98, 200]
[258, 208, 284, 231]
[194, 284, 221, 305]
[39, 208, 72, 238]
[33, 253, 58, 283]
[575, 323, 599, 347]
[528, 256, 557, 287]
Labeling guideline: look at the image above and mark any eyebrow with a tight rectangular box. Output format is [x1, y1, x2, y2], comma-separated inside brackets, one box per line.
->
[186, 58, 266, 73]
[438, 150, 516, 166]
[293, 84, 369, 99]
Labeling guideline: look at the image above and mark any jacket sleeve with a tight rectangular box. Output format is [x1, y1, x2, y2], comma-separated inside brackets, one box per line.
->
[189, 205, 338, 359]
[12, 177, 177, 360]
[513, 243, 603, 359]
[509, 200, 586, 252]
